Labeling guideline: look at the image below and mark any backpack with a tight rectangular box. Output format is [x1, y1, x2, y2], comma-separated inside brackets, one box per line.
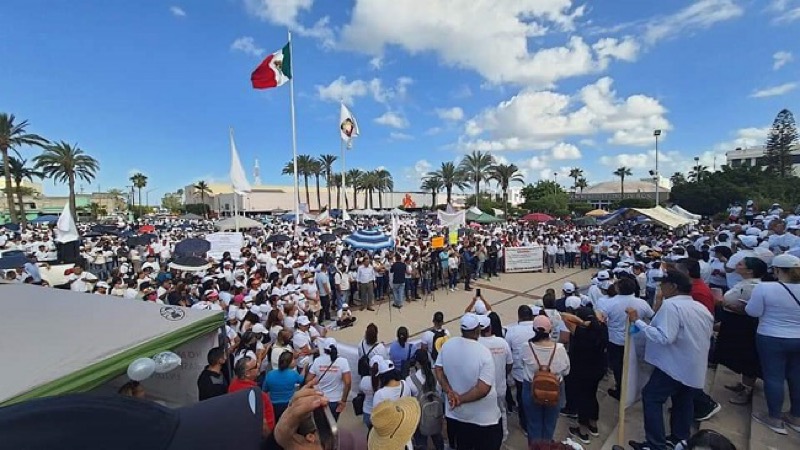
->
[410, 373, 444, 436]
[358, 342, 378, 377]
[429, 329, 448, 362]
[529, 342, 560, 406]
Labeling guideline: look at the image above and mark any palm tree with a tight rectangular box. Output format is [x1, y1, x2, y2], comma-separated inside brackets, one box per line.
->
[689, 163, 710, 182]
[360, 170, 378, 209]
[318, 154, 338, 209]
[670, 172, 687, 186]
[612, 166, 633, 198]
[329, 173, 343, 209]
[192, 180, 212, 218]
[568, 167, 584, 195]
[428, 161, 468, 206]
[106, 188, 127, 213]
[0, 156, 44, 226]
[308, 159, 323, 211]
[129, 172, 148, 213]
[489, 163, 525, 217]
[346, 169, 363, 210]
[34, 142, 99, 220]
[575, 177, 589, 194]
[0, 113, 49, 223]
[420, 176, 444, 208]
[375, 169, 394, 209]
[458, 150, 494, 210]
[87, 202, 107, 221]
[281, 156, 314, 211]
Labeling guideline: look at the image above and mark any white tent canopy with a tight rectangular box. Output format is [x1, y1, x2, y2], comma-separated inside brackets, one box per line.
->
[214, 215, 263, 230]
[632, 206, 696, 229]
[388, 207, 411, 216]
[668, 204, 701, 222]
[0, 284, 223, 406]
[350, 208, 379, 216]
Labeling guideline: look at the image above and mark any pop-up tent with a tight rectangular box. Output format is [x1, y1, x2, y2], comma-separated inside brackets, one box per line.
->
[631, 206, 696, 229]
[0, 284, 223, 407]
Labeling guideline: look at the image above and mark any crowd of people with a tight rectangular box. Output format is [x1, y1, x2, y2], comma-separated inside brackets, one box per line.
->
[3, 202, 800, 450]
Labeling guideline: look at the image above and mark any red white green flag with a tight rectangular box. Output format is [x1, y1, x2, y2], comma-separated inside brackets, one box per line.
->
[251, 43, 292, 89]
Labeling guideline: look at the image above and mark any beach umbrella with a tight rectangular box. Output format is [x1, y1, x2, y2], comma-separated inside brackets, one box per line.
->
[585, 209, 608, 217]
[343, 229, 394, 251]
[266, 234, 292, 244]
[174, 238, 211, 257]
[0, 255, 28, 270]
[319, 233, 337, 243]
[168, 256, 212, 272]
[521, 212, 553, 222]
[138, 225, 155, 234]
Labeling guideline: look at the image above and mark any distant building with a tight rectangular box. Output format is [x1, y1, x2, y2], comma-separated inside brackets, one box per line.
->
[0, 192, 122, 223]
[725, 145, 800, 175]
[508, 186, 525, 206]
[573, 179, 670, 210]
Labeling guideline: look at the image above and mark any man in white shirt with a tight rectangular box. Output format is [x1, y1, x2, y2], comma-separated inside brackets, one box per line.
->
[356, 257, 376, 311]
[435, 313, 502, 450]
[478, 315, 513, 442]
[67, 266, 98, 292]
[504, 305, 536, 440]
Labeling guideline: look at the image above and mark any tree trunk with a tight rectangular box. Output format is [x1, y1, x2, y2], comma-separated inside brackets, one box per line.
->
[430, 191, 435, 208]
[378, 190, 383, 209]
[363, 189, 368, 209]
[2, 148, 18, 223]
[620, 176, 625, 198]
[303, 176, 311, 211]
[138, 188, 143, 215]
[15, 181, 27, 226]
[335, 185, 340, 210]
[69, 175, 77, 222]
[446, 186, 453, 205]
[200, 192, 206, 218]
[327, 174, 332, 209]
[503, 189, 508, 218]
[315, 175, 322, 211]
[475, 180, 480, 210]
[352, 187, 358, 210]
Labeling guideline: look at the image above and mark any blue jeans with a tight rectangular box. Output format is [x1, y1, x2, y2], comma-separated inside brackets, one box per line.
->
[756, 334, 800, 418]
[642, 367, 694, 450]
[363, 412, 372, 429]
[521, 381, 559, 442]
[392, 283, 405, 306]
[328, 401, 340, 421]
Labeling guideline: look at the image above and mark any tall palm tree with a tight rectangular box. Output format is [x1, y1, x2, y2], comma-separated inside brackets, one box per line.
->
[568, 167, 584, 195]
[420, 176, 444, 208]
[282, 156, 314, 211]
[689, 163, 710, 182]
[575, 177, 588, 194]
[489, 163, 525, 217]
[318, 154, 338, 209]
[106, 188, 127, 213]
[192, 180, 212, 218]
[458, 150, 495, 210]
[375, 169, 394, 209]
[346, 169, 363, 210]
[670, 172, 687, 186]
[34, 142, 99, 220]
[360, 170, 381, 209]
[613, 166, 632, 198]
[308, 159, 323, 211]
[87, 202, 107, 221]
[330, 173, 343, 209]
[130, 172, 148, 211]
[0, 156, 44, 226]
[0, 113, 49, 223]
[428, 161, 467, 206]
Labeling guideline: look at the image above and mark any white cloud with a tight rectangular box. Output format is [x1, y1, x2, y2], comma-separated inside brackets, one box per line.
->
[369, 56, 383, 70]
[389, 131, 414, 141]
[170, 6, 186, 17]
[339, 2, 644, 87]
[461, 77, 670, 152]
[243, 0, 333, 45]
[425, 127, 443, 136]
[750, 82, 797, 98]
[773, 51, 794, 70]
[768, 0, 800, 24]
[435, 107, 464, 122]
[404, 159, 432, 187]
[643, 0, 743, 45]
[452, 85, 473, 99]
[375, 111, 409, 129]
[551, 142, 582, 160]
[315, 76, 412, 105]
[714, 126, 770, 150]
[230, 37, 265, 57]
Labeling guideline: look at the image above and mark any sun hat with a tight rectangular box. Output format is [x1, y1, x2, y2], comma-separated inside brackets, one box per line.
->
[737, 235, 758, 248]
[772, 253, 800, 269]
[368, 397, 421, 450]
[532, 315, 552, 333]
[296, 315, 311, 327]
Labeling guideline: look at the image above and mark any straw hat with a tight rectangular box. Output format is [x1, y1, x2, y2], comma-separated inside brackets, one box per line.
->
[368, 397, 421, 450]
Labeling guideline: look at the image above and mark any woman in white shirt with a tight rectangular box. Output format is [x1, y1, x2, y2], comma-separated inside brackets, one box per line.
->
[406, 348, 445, 450]
[306, 339, 351, 421]
[708, 246, 732, 291]
[520, 315, 570, 444]
[372, 359, 412, 408]
[359, 354, 384, 429]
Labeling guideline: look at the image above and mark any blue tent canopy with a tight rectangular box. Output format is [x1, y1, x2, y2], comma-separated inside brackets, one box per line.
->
[343, 229, 394, 251]
[31, 215, 59, 224]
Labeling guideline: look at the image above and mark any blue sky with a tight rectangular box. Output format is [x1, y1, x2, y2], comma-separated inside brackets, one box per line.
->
[2, 0, 799, 201]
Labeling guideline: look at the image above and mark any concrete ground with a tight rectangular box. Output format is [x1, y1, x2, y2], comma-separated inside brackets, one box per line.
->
[327, 267, 595, 449]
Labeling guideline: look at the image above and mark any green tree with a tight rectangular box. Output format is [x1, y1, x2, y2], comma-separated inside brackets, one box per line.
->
[86, 202, 107, 220]
[421, 176, 444, 208]
[428, 161, 467, 206]
[0, 156, 44, 226]
[308, 158, 323, 211]
[529, 193, 569, 214]
[489, 163, 524, 217]
[34, 142, 99, 220]
[346, 169, 363, 210]
[130, 172, 148, 213]
[458, 150, 495, 210]
[192, 181, 212, 218]
[613, 166, 633, 198]
[689, 163, 710, 182]
[106, 188, 128, 213]
[282, 156, 314, 210]
[161, 193, 183, 213]
[329, 172, 343, 209]
[575, 177, 588, 193]
[521, 180, 566, 204]
[375, 169, 393, 208]
[318, 154, 338, 209]
[568, 167, 584, 195]
[360, 170, 380, 209]
[670, 172, 687, 186]
[764, 108, 798, 177]
[0, 113, 49, 223]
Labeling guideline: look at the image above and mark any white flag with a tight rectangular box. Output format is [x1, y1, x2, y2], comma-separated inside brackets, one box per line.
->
[55, 202, 79, 243]
[391, 214, 399, 242]
[229, 128, 252, 195]
[339, 103, 359, 147]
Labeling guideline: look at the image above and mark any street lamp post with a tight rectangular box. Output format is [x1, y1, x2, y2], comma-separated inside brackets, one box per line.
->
[146, 188, 158, 210]
[653, 129, 662, 205]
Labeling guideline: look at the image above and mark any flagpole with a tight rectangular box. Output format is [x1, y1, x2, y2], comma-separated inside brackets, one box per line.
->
[340, 108, 346, 221]
[230, 126, 239, 233]
[288, 30, 300, 228]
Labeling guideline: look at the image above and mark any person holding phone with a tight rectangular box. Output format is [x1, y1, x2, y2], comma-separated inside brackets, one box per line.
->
[465, 289, 492, 315]
[307, 339, 351, 421]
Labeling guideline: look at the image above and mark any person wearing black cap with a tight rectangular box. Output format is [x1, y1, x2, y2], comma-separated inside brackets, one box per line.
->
[626, 270, 714, 450]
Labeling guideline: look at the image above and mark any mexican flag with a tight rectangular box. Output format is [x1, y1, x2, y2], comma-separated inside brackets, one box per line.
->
[251, 43, 292, 89]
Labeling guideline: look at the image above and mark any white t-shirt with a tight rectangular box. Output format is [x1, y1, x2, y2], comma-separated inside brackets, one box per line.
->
[372, 380, 412, 409]
[68, 272, 97, 292]
[434, 337, 500, 426]
[521, 342, 570, 382]
[478, 335, 513, 396]
[359, 376, 376, 414]
[309, 355, 351, 402]
[357, 340, 390, 361]
[420, 328, 450, 357]
[505, 321, 535, 382]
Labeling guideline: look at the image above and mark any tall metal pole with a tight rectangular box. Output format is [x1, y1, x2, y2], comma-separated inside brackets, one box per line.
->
[654, 129, 661, 206]
[288, 31, 300, 227]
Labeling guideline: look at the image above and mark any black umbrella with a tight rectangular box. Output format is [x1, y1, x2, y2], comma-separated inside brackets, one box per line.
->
[2, 223, 20, 232]
[168, 255, 212, 272]
[332, 227, 351, 236]
[319, 233, 337, 243]
[0, 255, 29, 270]
[304, 219, 317, 226]
[266, 234, 292, 244]
[82, 231, 104, 238]
[174, 238, 211, 257]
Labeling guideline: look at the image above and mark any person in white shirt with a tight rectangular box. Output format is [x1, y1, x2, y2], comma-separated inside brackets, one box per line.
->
[434, 313, 502, 450]
[307, 338, 351, 421]
[478, 314, 513, 442]
[505, 305, 536, 433]
[359, 354, 384, 429]
[358, 323, 391, 363]
[372, 359, 413, 409]
[67, 266, 98, 292]
[356, 258, 376, 311]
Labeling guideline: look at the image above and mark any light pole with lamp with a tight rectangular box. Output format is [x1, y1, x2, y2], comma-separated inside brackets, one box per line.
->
[653, 129, 661, 205]
[145, 188, 158, 211]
